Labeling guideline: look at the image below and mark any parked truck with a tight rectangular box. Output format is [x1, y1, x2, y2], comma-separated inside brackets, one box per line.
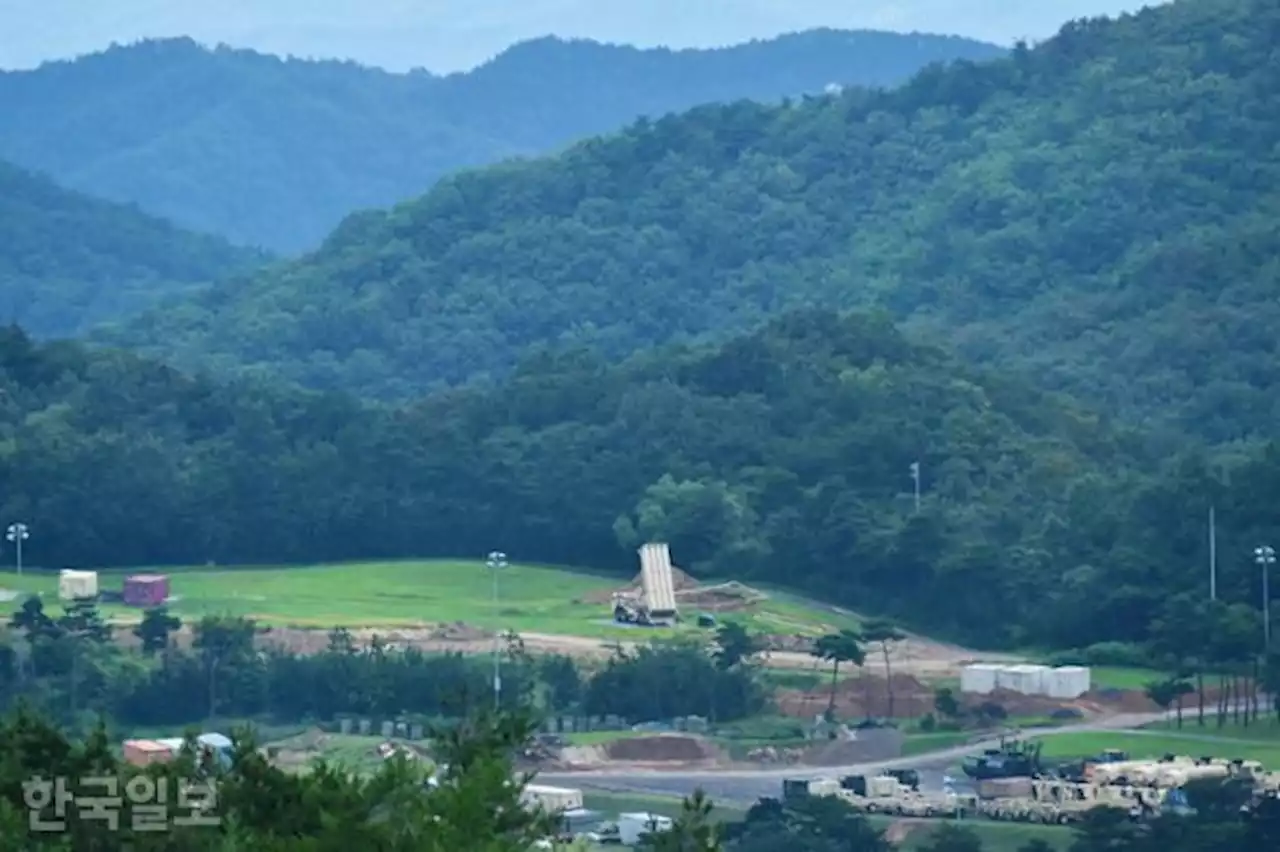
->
[835, 775, 962, 818]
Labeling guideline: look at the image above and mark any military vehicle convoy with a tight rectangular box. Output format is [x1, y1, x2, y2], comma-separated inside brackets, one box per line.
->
[961, 739, 1045, 780]
[783, 750, 1280, 826]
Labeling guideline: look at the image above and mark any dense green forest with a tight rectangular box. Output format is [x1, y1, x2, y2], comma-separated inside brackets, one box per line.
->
[102, 0, 1280, 444]
[0, 159, 262, 337]
[0, 31, 1002, 251]
[6, 313, 1280, 649]
[0, 603, 762, 731]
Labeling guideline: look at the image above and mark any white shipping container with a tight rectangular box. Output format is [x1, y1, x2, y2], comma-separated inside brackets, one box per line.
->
[1047, 666, 1091, 698]
[1000, 664, 1049, 695]
[619, 813, 673, 846]
[960, 664, 1004, 695]
[58, 569, 99, 601]
[993, 665, 1020, 693]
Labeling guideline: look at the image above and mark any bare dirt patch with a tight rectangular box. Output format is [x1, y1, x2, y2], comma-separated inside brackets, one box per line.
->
[134, 620, 1005, 683]
[263, 726, 334, 770]
[603, 734, 721, 763]
[765, 633, 1022, 680]
[777, 673, 939, 718]
[579, 566, 766, 613]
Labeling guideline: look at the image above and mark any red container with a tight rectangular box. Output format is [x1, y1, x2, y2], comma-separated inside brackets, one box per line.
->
[123, 740, 173, 767]
[123, 574, 170, 607]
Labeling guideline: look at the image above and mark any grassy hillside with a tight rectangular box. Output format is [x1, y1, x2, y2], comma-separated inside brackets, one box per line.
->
[103, 0, 1280, 442]
[0, 159, 262, 337]
[25, 302, 1280, 654]
[0, 31, 1002, 252]
[0, 559, 859, 639]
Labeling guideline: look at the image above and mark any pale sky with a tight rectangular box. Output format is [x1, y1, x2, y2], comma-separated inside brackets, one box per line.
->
[0, 0, 1165, 72]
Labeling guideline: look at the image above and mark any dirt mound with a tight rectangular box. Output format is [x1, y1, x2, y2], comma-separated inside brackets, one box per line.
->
[777, 673, 937, 719]
[582, 567, 765, 614]
[556, 745, 608, 768]
[964, 688, 1088, 717]
[605, 735, 718, 763]
[680, 581, 767, 612]
[804, 728, 905, 765]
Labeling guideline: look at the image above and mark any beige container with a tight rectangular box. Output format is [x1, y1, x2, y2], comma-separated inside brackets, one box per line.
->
[520, 784, 584, 813]
[977, 777, 1033, 800]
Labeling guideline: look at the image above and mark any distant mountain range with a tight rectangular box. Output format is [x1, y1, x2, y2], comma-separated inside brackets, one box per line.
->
[0, 0, 1159, 72]
[0, 30, 1004, 251]
[97, 0, 1280, 443]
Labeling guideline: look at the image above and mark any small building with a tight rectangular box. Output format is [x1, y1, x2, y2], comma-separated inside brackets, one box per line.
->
[123, 740, 174, 767]
[123, 574, 170, 607]
[521, 784, 583, 814]
[58, 569, 99, 601]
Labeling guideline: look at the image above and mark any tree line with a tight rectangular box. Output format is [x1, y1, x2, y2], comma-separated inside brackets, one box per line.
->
[0, 600, 765, 731]
[3, 315, 1280, 653]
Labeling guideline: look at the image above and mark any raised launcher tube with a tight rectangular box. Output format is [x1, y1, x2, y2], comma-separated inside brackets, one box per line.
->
[637, 542, 678, 621]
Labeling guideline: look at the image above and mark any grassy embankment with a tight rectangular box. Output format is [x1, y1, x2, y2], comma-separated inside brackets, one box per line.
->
[0, 559, 860, 643]
[1031, 719, 1280, 767]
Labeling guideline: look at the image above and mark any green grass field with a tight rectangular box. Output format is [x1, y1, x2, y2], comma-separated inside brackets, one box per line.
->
[0, 559, 859, 641]
[1033, 720, 1280, 767]
[1088, 666, 1170, 690]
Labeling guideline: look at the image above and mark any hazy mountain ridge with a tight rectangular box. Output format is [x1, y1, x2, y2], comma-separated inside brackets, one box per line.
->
[96, 0, 1280, 443]
[0, 0, 1154, 72]
[0, 30, 1004, 251]
[0, 158, 264, 338]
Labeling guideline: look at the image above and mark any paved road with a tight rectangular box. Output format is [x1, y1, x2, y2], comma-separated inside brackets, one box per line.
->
[541, 705, 1265, 807]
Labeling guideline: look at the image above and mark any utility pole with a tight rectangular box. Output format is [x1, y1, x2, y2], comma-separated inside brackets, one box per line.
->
[1209, 506, 1217, 601]
[486, 551, 508, 710]
[1256, 546, 1275, 653]
[909, 462, 921, 514]
[6, 522, 29, 575]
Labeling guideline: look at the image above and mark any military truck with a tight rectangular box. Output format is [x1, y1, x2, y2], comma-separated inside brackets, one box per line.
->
[836, 775, 961, 818]
[962, 738, 1044, 780]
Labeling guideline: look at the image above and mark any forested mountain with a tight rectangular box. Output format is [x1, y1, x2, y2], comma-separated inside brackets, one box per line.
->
[0, 30, 1003, 251]
[103, 0, 1280, 444]
[0, 159, 262, 338]
[7, 313, 1280, 648]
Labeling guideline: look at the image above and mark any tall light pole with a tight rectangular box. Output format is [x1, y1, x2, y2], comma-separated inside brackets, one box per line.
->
[1257, 545, 1276, 653]
[6, 522, 29, 575]
[486, 550, 508, 710]
[908, 462, 921, 514]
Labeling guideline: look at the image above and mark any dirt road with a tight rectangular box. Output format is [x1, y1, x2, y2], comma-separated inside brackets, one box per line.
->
[230, 624, 1015, 678]
[536, 708, 1246, 806]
